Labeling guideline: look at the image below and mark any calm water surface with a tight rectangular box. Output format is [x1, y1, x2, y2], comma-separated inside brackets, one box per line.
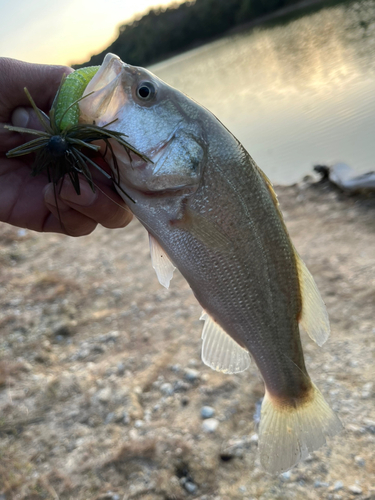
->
[150, 0, 375, 183]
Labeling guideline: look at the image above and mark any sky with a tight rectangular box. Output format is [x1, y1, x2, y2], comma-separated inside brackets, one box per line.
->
[0, 0, 182, 66]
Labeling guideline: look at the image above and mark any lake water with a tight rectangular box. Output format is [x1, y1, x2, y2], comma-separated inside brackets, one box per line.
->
[150, 0, 375, 184]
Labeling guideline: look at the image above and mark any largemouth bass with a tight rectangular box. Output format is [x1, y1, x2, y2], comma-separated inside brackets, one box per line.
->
[79, 54, 342, 474]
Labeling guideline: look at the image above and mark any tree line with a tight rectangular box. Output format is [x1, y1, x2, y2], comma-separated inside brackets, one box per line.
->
[74, 0, 302, 69]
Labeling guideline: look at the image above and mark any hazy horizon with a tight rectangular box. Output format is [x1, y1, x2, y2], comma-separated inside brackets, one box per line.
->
[0, 0, 183, 66]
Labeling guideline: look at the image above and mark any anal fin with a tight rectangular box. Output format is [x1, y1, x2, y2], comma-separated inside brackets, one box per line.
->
[149, 234, 176, 289]
[295, 252, 330, 347]
[200, 311, 251, 374]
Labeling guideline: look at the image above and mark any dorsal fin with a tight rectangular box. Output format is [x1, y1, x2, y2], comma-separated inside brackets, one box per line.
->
[257, 167, 330, 348]
[295, 252, 330, 347]
[200, 312, 251, 374]
[149, 234, 176, 289]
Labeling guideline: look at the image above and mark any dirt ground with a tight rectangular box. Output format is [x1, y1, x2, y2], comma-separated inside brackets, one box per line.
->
[0, 178, 374, 500]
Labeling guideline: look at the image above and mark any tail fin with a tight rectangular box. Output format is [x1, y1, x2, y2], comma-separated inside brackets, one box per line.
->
[259, 383, 342, 474]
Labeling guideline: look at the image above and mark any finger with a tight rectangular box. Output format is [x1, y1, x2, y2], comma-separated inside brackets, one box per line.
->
[42, 205, 98, 236]
[11, 107, 45, 131]
[0, 58, 72, 122]
[1, 107, 47, 152]
[44, 176, 133, 230]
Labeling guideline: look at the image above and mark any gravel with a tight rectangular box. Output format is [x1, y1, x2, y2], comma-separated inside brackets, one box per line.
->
[0, 182, 374, 499]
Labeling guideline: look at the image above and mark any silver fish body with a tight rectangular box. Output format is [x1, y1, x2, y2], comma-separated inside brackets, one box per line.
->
[80, 54, 341, 473]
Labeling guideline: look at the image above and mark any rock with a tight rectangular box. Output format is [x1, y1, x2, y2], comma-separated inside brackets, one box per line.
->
[201, 406, 215, 419]
[354, 456, 365, 467]
[91, 344, 105, 354]
[314, 481, 329, 488]
[174, 380, 190, 392]
[169, 364, 181, 372]
[253, 398, 263, 423]
[184, 368, 199, 382]
[332, 480, 344, 491]
[184, 481, 198, 494]
[281, 471, 291, 481]
[249, 433, 258, 443]
[96, 387, 112, 404]
[361, 382, 373, 399]
[117, 362, 125, 375]
[105, 412, 115, 424]
[202, 418, 219, 433]
[160, 382, 174, 395]
[99, 331, 119, 343]
[348, 485, 362, 495]
[363, 418, 375, 434]
[114, 407, 130, 424]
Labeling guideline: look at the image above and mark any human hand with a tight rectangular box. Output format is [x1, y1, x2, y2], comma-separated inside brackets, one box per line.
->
[0, 57, 133, 236]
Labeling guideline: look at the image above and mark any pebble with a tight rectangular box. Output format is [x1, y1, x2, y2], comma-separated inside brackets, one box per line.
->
[201, 406, 215, 419]
[280, 471, 291, 481]
[314, 480, 329, 488]
[117, 362, 125, 375]
[253, 399, 262, 423]
[99, 331, 119, 343]
[114, 407, 129, 424]
[170, 364, 181, 372]
[348, 485, 362, 495]
[184, 481, 198, 494]
[160, 382, 174, 395]
[202, 418, 219, 433]
[174, 380, 190, 392]
[105, 412, 115, 424]
[363, 418, 375, 434]
[354, 455, 365, 467]
[332, 480, 344, 491]
[96, 387, 112, 404]
[249, 433, 258, 443]
[184, 368, 199, 382]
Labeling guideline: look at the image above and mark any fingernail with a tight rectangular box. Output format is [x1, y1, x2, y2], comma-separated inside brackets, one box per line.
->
[59, 177, 98, 206]
[11, 107, 30, 128]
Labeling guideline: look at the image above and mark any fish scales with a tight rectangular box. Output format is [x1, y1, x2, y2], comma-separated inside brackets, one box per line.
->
[79, 53, 342, 474]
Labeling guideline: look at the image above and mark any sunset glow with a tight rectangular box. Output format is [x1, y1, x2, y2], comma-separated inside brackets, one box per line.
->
[0, 0, 183, 66]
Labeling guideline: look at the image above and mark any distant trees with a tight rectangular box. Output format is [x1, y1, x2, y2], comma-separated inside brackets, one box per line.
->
[74, 0, 301, 69]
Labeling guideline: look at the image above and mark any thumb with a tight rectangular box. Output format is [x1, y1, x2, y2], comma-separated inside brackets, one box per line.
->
[11, 106, 46, 131]
[0, 106, 48, 153]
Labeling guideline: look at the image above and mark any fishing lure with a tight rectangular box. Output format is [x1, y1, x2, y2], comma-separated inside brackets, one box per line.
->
[6, 66, 148, 199]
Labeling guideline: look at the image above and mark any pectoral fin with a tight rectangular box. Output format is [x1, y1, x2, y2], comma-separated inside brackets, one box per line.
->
[149, 234, 176, 289]
[200, 311, 251, 374]
[295, 252, 330, 347]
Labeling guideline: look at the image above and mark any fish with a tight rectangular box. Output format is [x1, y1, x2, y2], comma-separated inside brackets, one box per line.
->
[79, 53, 342, 474]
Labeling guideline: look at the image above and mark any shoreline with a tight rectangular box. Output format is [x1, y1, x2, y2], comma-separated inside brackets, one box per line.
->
[0, 179, 374, 498]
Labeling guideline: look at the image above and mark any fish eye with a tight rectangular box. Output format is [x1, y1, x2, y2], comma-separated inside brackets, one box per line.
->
[136, 81, 156, 101]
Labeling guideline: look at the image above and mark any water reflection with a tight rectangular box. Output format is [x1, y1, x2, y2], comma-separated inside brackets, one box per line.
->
[151, 0, 375, 183]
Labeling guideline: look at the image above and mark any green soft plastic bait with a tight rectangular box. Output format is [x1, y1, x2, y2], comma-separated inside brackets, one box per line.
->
[54, 66, 99, 130]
